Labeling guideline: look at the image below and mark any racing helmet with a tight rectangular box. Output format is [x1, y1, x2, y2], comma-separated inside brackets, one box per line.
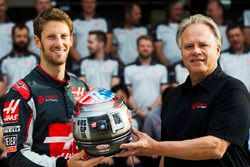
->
[72, 88, 132, 157]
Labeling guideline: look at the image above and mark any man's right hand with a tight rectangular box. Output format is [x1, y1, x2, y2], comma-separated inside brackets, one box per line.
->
[67, 150, 104, 167]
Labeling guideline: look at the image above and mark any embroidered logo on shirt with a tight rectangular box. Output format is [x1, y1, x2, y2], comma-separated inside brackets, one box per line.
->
[4, 134, 18, 153]
[3, 99, 21, 123]
[37, 95, 59, 104]
[72, 87, 85, 101]
[191, 102, 208, 110]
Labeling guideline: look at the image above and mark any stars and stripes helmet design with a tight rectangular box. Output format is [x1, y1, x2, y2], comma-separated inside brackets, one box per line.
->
[72, 88, 132, 157]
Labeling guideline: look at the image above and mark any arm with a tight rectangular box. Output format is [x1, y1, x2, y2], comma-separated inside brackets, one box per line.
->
[69, 35, 81, 62]
[116, 129, 230, 160]
[105, 33, 113, 55]
[154, 42, 170, 67]
[111, 77, 120, 87]
[244, 28, 250, 48]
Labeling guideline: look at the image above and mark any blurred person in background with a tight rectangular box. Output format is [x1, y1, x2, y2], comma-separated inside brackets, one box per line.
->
[79, 31, 120, 90]
[26, 0, 52, 55]
[206, 0, 230, 51]
[153, 0, 184, 83]
[112, 2, 148, 67]
[0, 0, 14, 59]
[124, 35, 168, 126]
[0, 24, 39, 87]
[220, 24, 250, 91]
[243, 10, 250, 48]
[70, 0, 112, 75]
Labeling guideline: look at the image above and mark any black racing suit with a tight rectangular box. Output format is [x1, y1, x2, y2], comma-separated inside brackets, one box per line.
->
[0, 65, 89, 167]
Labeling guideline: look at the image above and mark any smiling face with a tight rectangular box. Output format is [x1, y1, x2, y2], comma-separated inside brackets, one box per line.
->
[34, 20, 73, 66]
[180, 23, 220, 83]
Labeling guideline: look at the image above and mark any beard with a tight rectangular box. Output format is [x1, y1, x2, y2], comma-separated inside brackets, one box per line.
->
[139, 53, 152, 59]
[13, 41, 28, 53]
[41, 43, 68, 66]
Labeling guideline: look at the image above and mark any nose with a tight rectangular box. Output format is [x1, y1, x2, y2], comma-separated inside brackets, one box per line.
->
[193, 46, 202, 55]
[55, 36, 64, 46]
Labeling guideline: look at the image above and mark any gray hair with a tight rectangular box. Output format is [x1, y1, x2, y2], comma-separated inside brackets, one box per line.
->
[176, 14, 222, 49]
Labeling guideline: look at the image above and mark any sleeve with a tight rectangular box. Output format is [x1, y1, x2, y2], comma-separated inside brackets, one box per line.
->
[124, 67, 131, 86]
[112, 29, 118, 46]
[1, 89, 67, 167]
[160, 66, 168, 84]
[152, 25, 162, 42]
[207, 82, 250, 147]
[243, 10, 250, 27]
[105, 18, 113, 33]
[80, 60, 86, 77]
[112, 61, 119, 77]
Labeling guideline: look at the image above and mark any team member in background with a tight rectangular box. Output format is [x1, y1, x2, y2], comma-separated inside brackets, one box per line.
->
[79, 31, 120, 90]
[26, 0, 52, 55]
[124, 35, 168, 124]
[0, 0, 14, 59]
[0, 24, 39, 87]
[112, 2, 148, 66]
[116, 14, 250, 167]
[0, 8, 104, 167]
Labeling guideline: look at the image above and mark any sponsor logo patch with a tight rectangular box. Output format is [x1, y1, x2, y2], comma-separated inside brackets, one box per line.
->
[192, 102, 208, 110]
[3, 99, 21, 123]
[4, 125, 21, 134]
[72, 87, 85, 101]
[37, 95, 59, 104]
[4, 134, 18, 153]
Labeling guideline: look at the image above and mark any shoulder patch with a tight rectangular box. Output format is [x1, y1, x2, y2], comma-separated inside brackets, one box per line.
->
[12, 80, 30, 101]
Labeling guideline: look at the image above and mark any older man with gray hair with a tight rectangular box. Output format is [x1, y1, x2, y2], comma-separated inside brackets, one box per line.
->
[116, 14, 250, 167]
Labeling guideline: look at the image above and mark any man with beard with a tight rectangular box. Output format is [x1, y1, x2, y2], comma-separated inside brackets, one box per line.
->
[124, 35, 168, 167]
[79, 31, 120, 90]
[0, 24, 38, 86]
[0, 8, 104, 167]
[124, 35, 168, 121]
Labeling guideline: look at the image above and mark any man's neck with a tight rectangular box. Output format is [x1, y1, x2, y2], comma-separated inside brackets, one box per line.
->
[83, 12, 95, 20]
[95, 50, 105, 60]
[234, 46, 245, 54]
[40, 61, 66, 81]
[139, 57, 152, 65]
[0, 15, 6, 23]
[13, 50, 27, 56]
[123, 20, 135, 29]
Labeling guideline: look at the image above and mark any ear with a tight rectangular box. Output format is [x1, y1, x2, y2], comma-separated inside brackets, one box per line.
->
[34, 35, 42, 49]
[70, 35, 73, 47]
[217, 45, 221, 57]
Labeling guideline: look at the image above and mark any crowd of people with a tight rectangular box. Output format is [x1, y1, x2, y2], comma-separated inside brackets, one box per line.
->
[0, 0, 249, 167]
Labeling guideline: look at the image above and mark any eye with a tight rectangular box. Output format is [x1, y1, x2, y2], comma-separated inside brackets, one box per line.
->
[61, 34, 69, 39]
[184, 45, 193, 50]
[199, 43, 208, 48]
[47, 35, 55, 40]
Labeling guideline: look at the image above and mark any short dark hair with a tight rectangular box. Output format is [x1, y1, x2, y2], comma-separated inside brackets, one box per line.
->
[33, 8, 73, 39]
[226, 23, 244, 36]
[124, 1, 139, 14]
[206, 0, 225, 11]
[12, 24, 29, 38]
[111, 84, 130, 98]
[89, 30, 107, 46]
[136, 35, 153, 47]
